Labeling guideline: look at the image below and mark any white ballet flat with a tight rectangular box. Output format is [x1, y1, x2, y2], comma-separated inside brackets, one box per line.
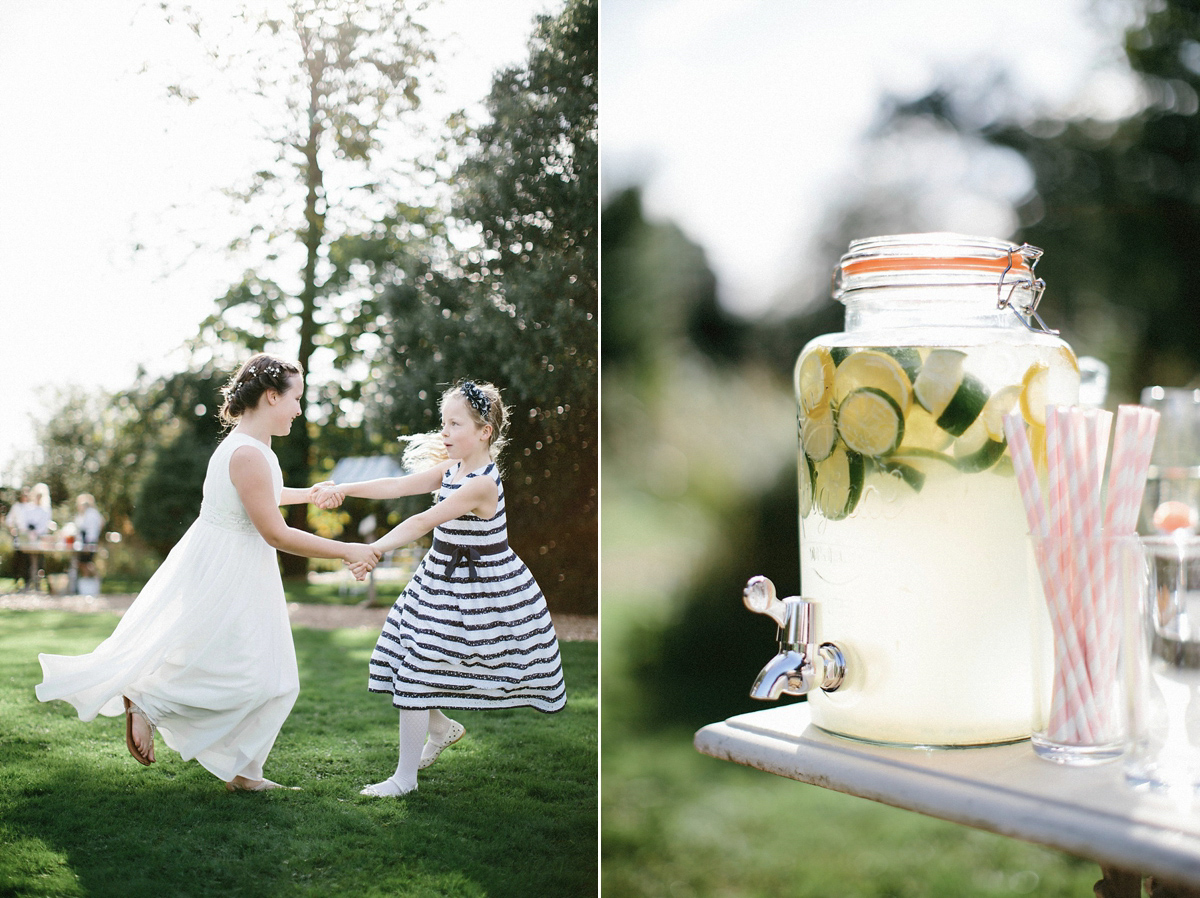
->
[360, 778, 416, 797]
[419, 720, 465, 770]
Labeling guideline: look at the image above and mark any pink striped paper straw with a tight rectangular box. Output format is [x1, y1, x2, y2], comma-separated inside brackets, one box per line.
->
[1003, 412, 1080, 734]
[1104, 406, 1140, 534]
[1043, 407, 1077, 739]
[1047, 406, 1101, 742]
[1004, 412, 1048, 539]
[1066, 407, 1105, 734]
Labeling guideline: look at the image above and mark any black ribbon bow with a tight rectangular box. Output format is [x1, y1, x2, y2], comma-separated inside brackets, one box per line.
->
[443, 545, 481, 580]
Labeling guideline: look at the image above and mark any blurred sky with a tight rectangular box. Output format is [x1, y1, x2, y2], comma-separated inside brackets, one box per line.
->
[601, 0, 1144, 316]
[0, 0, 558, 481]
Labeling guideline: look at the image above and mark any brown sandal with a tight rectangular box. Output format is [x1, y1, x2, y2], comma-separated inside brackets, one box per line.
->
[123, 696, 155, 766]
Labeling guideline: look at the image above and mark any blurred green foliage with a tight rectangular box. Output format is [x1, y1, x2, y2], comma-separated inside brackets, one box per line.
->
[337, 0, 598, 611]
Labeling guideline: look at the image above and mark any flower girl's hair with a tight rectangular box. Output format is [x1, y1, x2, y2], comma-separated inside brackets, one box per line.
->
[219, 353, 303, 428]
[400, 380, 510, 472]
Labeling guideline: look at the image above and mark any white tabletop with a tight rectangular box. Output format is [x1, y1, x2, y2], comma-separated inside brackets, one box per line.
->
[695, 703, 1200, 884]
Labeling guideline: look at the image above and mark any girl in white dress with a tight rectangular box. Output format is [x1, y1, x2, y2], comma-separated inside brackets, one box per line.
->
[314, 380, 565, 798]
[36, 354, 381, 791]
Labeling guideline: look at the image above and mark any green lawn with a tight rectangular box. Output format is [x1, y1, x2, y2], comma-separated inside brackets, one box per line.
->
[0, 611, 597, 898]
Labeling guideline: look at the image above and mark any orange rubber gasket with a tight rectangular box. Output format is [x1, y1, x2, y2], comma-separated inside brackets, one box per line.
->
[841, 252, 1030, 276]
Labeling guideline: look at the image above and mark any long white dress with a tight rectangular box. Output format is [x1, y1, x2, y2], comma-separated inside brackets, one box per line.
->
[36, 433, 299, 782]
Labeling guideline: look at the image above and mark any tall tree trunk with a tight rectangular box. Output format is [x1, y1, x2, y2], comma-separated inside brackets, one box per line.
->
[280, 52, 326, 579]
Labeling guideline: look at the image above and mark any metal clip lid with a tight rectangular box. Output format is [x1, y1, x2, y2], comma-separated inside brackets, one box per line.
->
[996, 243, 1058, 335]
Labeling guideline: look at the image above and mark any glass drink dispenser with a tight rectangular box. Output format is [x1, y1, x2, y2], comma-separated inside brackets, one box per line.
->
[747, 233, 1080, 746]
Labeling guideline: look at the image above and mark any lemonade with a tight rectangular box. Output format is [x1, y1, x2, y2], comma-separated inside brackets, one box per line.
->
[796, 339, 1078, 745]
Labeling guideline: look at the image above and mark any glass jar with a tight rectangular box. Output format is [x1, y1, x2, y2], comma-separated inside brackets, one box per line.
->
[795, 233, 1079, 746]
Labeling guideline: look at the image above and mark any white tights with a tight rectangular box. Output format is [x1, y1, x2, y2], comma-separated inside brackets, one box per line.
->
[361, 708, 454, 797]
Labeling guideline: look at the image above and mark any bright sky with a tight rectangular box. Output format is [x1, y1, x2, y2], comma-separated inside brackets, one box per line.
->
[0, 0, 559, 481]
[601, 0, 1143, 314]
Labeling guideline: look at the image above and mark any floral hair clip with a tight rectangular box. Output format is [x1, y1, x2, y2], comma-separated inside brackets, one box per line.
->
[460, 381, 491, 418]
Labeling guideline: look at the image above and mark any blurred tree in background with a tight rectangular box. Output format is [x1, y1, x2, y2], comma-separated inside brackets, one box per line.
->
[448, 0, 597, 610]
[19, 387, 151, 534]
[333, 0, 598, 611]
[602, 189, 795, 726]
[126, 367, 229, 556]
[161, 0, 435, 575]
[779, 0, 1200, 402]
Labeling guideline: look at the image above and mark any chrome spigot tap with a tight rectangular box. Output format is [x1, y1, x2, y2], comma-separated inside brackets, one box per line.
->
[743, 575, 845, 700]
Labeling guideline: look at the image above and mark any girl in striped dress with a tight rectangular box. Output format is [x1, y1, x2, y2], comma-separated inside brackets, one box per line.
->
[314, 381, 565, 797]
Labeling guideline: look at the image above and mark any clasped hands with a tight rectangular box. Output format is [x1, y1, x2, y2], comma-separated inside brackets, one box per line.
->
[308, 481, 378, 581]
[309, 481, 346, 511]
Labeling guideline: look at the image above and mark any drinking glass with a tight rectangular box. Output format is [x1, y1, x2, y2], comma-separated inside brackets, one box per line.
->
[1125, 535, 1200, 792]
[1139, 387, 1200, 534]
[1031, 533, 1142, 765]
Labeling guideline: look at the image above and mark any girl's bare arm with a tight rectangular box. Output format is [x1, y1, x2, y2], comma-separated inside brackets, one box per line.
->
[372, 476, 497, 554]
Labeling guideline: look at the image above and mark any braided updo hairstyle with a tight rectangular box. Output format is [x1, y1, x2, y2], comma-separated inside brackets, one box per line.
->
[218, 353, 303, 428]
[400, 380, 510, 472]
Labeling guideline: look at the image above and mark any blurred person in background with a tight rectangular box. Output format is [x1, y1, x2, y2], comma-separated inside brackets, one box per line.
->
[73, 493, 104, 579]
[5, 486, 33, 588]
[22, 483, 54, 591]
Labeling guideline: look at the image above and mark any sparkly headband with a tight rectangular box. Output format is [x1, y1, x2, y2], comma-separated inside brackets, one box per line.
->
[247, 362, 286, 379]
[460, 381, 491, 418]
[230, 362, 288, 396]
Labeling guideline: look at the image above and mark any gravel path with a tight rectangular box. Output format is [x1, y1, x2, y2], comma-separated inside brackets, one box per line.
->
[0, 593, 597, 642]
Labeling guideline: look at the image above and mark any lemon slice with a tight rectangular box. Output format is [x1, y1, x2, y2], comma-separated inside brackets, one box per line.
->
[837, 387, 904, 457]
[902, 405, 950, 451]
[796, 347, 835, 415]
[982, 384, 1022, 442]
[1019, 361, 1050, 427]
[1028, 421, 1047, 472]
[1055, 346, 1080, 376]
[899, 405, 953, 452]
[832, 349, 913, 414]
[800, 404, 837, 462]
[813, 445, 864, 521]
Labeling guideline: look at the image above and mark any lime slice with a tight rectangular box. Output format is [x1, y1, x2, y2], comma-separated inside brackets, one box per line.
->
[899, 405, 953, 452]
[873, 458, 926, 493]
[800, 404, 837, 462]
[913, 349, 967, 418]
[837, 387, 904, 456]
[953, 414, 991, 457]
[953, 422, 1007, 472]
[832, 349, 913, 414]
[981, 384, 1022, 442]
[1019, 361, 1050, 427]
[813, 445, 864, 521]
[796, 347, 835, 415]
[799, 454, 815, 518]
[936, 373, 988, 437]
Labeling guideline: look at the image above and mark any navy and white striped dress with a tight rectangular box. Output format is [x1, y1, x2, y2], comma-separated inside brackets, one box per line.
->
[368, 461, 566, 713]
